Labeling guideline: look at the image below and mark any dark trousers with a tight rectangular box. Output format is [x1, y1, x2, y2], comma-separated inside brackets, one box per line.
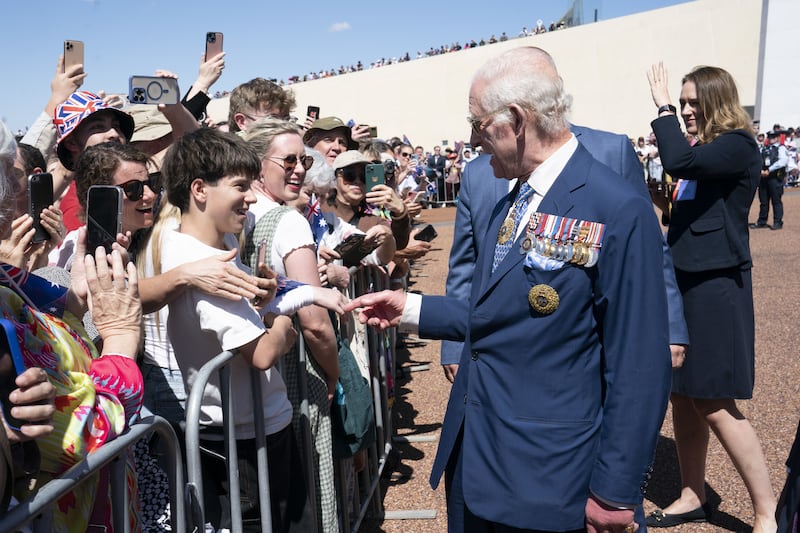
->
[443, 428, 646, 533]
[200, 424, 313, 533]
[757, 175, 784, 225]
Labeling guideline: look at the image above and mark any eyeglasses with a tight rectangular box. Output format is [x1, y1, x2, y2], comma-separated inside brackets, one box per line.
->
[398, 151, 412, 158]
[268, 154, 314, 171]
[467, 107, 506, 134]
[118, 172, 162, 201]
[337, 166, 366, 184]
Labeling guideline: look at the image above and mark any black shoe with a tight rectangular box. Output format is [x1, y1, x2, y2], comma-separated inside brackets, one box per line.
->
[646, 503, 711, 528]
[749, 222, 769, 229]
[771, 223, 783, 230]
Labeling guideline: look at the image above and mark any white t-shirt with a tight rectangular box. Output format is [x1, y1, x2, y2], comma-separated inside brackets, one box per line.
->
[247, 196, 315, 277]
[162, 228, 292, 439]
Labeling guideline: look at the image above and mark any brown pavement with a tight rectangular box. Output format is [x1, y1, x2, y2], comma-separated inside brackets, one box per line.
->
[362, 192, 800, 532]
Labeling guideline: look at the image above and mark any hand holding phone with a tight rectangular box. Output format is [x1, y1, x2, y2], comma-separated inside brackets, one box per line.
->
[306, 106, 320, 121]
[0, 319, 27, 431]
[129, 76, 180, 105]
[365, 163, 385, 193]
[333, 233, 378, 267]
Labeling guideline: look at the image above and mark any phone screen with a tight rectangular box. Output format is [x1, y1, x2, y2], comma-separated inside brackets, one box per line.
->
[0, 319, 26, 431]
[365, 163, 385, 193]
[307, 106, 320, 120]
[28, 173, 54, 243]
[86, 185, 123, 254]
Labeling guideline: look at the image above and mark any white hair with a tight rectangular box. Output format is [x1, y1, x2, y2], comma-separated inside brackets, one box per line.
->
[473, 47, 572, 139]
[0, 120, 18, 232]
[303, 146, 335, 194]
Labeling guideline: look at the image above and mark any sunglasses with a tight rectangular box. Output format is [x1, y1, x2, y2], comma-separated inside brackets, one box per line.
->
[118, 172, 162, 201]
[338, 166, 366, 184]
[268, 154, 314, 171]
[398, 152, 412, 158]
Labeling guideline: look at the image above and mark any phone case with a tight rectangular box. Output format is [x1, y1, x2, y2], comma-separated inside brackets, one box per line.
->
[28, 173, 54, 243]
[205, 32, 223, 59]
[416, 224, 438, 242]
[0, 318, 27, 431]
[63, 40, 84, 71]
[86, 185, 123, 253]
[365, 163, 385, 193]
[129, 76, 180, 105]
[334, 234, 378, 267]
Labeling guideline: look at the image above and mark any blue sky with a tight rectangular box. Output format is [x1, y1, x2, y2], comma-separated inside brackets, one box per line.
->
[2, 0, 690, 133]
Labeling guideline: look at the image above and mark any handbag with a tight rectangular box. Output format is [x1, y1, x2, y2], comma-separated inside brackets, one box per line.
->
[330, 337, 375, 458]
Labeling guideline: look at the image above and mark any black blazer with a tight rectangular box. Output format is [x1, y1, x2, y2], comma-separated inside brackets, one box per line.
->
[653, 116, 760, 272]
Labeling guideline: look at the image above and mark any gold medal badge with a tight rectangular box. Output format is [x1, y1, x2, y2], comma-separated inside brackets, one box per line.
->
[498, 217, 514, 244]
[528, 284, 559, 315]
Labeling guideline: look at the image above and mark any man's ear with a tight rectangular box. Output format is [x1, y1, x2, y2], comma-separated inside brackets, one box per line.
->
[509, 104, 526, 138]
[189, 178, 208, 205]
[233, 113, 247, 131]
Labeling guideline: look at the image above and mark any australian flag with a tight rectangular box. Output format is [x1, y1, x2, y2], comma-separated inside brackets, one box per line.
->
[304, 194, 330, 245]
[425, 179, 437, 198]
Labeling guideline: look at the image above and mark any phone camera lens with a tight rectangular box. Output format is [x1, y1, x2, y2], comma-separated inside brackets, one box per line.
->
[207, 33, 216, 43]
[65, 42, 72, 50]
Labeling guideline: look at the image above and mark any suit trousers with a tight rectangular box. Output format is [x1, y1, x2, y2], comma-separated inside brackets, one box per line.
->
[756, 175, 784, 225]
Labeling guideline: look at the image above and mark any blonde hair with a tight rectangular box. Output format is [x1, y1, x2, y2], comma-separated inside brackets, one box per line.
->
[240, 117, 303, 158]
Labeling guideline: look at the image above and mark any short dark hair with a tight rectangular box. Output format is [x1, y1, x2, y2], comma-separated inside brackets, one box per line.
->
[162, 128, 261, 212]
[74, 142, 150, 214]
[17, 143, 46, 175]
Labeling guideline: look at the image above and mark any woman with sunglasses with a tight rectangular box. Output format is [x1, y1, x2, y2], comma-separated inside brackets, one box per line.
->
[48, 142, 160, 268]
[242, 117, 342, 532]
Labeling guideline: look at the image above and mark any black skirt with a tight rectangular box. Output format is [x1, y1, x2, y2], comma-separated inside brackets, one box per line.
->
[672, 267, 755, 399]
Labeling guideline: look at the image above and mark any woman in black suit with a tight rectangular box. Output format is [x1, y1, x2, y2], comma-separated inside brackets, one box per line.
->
[645, 63, 777, 533]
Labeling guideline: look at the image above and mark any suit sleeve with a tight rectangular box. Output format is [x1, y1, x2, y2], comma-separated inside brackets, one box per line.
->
[619, 134, 689, 346]
[589, 193, 672, 505]
[420, 295, 470, 342]
[440, 160, 478, 364]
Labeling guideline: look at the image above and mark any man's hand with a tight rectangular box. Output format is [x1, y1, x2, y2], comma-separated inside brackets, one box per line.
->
[442, 363, 459, 383]
[4, 367, 56, 443]
[343, 290, 406, 330]
[670, 344, 687, 368]
[585, 495, 637, 533]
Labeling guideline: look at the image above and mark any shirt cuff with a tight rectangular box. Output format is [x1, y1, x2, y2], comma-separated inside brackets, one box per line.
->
[399, 293, 422, 334]
[591, 491, 637, 510]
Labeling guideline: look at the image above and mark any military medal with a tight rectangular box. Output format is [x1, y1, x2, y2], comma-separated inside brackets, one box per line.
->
[528, 284, 559, 315]
[497, 217, 514, 244]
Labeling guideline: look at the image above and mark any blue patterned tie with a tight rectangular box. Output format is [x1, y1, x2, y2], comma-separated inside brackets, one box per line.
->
[492, 182, 534, 273]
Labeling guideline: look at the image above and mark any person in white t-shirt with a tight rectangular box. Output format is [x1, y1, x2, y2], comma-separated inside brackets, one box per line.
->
[160, 127, 316, 532]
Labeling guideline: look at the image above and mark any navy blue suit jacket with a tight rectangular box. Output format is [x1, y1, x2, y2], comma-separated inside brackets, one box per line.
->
[441, 125, 688, 365]
[423, 144, 672, 530]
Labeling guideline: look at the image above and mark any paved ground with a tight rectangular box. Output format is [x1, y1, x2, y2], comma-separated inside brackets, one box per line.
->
[362, 192, 800, 533]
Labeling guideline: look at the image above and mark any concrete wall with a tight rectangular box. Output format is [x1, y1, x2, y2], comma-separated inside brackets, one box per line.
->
[755, 0, 800, 129]
[209, 0, 762, 148]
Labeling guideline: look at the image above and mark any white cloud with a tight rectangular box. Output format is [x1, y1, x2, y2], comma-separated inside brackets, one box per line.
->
[329, 22, 351, 32]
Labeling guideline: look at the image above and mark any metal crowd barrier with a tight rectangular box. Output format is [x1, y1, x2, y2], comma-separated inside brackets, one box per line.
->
[0, 416, 185, 532]
[181, 264, 397, 533]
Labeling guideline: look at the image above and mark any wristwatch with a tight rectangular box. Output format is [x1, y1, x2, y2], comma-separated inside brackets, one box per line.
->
[658, 104, 677, 115]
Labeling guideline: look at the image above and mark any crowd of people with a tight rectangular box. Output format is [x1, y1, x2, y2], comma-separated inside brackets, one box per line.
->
[0, 26, 797, 533]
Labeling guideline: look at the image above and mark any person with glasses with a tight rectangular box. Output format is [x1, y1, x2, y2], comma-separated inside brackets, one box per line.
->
[242, 117, 342, 532]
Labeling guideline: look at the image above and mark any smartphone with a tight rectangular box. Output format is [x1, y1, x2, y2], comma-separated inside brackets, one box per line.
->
[128, 76, 180, 105]
[205, 31, 223, 59]
[415, 224, 438, 242]
[63, 40, 84, 72]
[411, 191, 426, 203]
[86, 185, 123, 254]
[333, 233, 378, 267]
[0, 318, 27, 431]
[365, 163, 385, 193]
[369, 126, 378, 138]
[306, 106, 320, 121]
[28, 173, 54, 243]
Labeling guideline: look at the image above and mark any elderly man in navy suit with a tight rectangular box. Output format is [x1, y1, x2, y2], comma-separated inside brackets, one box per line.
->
[441, 48, 688, 384]
[345, 46, 672, 532]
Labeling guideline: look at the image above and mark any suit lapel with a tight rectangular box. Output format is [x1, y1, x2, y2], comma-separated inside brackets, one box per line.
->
[476, 146, 595, 301]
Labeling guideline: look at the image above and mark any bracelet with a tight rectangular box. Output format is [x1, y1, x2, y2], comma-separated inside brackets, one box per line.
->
[657, 104, 677, 115]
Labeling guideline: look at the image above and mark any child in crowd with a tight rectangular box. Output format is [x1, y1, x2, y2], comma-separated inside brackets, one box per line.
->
[159, 127, 345, 532]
